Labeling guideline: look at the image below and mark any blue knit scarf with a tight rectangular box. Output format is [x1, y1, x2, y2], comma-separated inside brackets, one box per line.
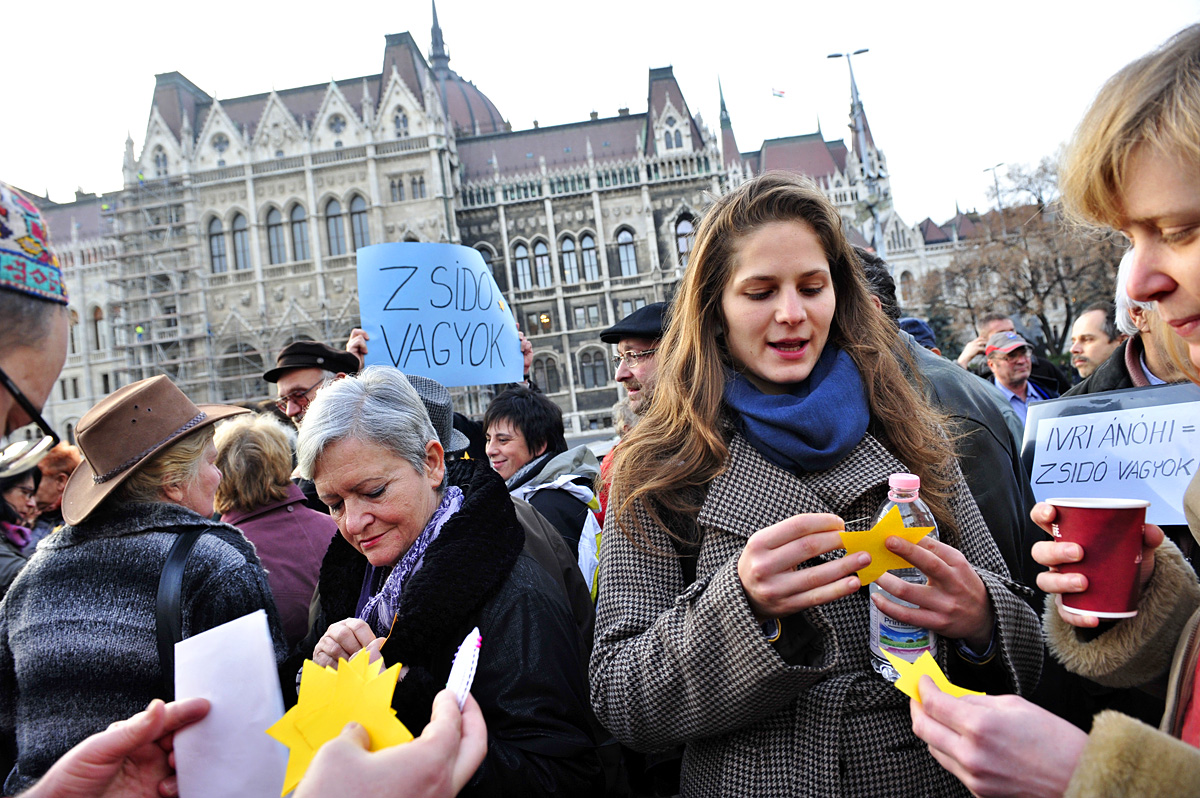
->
[724, 344, 870, 473]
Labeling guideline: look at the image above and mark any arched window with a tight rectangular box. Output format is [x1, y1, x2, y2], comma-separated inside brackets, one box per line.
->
[350, 195, 370, 250]
[326, 199, 346, 256]
[675, 217, 694, 266]
[533, 241, 552, 287]
[266, 208, 286, 264]
[580, 234, 599, 281]
[476, 246, 494, 276]
[394, 108, 408, 137]
[231, 213, 251, 270]
[390, 178, 404, 203]
[513, 244, 532, 291]
[153, 146, 168, 177]
[579, 350, 609, 389]
[290, 206, 310, 261]
[560, 237, 579, 284]
[67, 309, 79, 356]
[675, 130, 683, 149]
[90, 307, 104, 352]
[616, 229, 637, 276]
[899, 271, 916, 304]
[663, 133, 673, 151]
[208, 218, 227, 273]
[533, 356, 560, 393]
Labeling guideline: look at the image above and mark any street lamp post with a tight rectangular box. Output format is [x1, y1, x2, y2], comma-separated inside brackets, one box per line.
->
[985, 162, 1007, 238]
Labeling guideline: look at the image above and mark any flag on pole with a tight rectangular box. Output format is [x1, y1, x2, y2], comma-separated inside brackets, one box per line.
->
[771, 89, 786, 98]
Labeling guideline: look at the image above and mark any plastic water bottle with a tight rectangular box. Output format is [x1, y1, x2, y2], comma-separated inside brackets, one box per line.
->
[868, 472, 939, 682]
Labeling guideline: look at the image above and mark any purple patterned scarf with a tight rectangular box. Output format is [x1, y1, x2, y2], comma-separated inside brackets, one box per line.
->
[357, 486, 463, 635]
[2, 522, 30, 549]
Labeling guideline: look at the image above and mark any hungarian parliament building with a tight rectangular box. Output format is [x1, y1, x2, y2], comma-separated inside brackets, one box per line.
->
[30, 9, 968, 441]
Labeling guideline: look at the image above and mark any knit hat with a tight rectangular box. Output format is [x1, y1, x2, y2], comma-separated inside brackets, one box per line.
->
[0, 182, 67, 305]
[899, 317, 938, 351]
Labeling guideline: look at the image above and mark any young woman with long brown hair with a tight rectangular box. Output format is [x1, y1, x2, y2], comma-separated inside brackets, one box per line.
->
[590, 172, 1042, 796]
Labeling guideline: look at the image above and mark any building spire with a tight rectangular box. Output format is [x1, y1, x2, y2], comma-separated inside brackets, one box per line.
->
[430, 0, 450, 76]
[718, 77, 731, 128]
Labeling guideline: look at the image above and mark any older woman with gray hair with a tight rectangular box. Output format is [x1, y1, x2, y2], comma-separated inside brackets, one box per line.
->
[297, 366, 602, 797]
[1066, 250, 1187, 395]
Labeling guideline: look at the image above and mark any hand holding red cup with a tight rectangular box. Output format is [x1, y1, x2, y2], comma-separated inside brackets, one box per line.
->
[1032, 498, 1154, 623]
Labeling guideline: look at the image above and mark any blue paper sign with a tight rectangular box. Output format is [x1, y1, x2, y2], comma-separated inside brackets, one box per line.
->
[356, 243, 522, 387]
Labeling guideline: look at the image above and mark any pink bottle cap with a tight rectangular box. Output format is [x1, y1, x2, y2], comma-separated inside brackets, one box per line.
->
[889, 473, 920, 491]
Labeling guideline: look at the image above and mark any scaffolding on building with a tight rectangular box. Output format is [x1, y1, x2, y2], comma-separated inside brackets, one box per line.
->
[103, 176, 220, 401]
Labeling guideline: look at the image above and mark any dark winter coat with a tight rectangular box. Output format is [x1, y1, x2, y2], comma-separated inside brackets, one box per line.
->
[315, 461, 603, 797]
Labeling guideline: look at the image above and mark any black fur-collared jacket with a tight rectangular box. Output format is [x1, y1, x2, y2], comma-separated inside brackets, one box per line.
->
[316, 461, 603, 797]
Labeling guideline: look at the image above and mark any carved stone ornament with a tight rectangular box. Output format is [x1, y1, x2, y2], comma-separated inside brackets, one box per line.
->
[273, 287, 284, 302]
[240, 291, 252, 307]
[300, 282, 312, 298]
[214, 295, 226, 310]
[333, 277, 345, 293]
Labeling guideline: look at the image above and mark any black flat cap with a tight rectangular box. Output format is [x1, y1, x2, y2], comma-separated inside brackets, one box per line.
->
[600, 301, 667, 344]
[263, 341, 360, 383]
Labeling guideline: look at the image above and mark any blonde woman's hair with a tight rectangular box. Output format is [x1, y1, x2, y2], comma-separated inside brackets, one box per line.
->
[1060, 24, 1200, 229]
[213, 413, 296, 515]
[110, 426, 216, 507]
[609, 172, 960, 549]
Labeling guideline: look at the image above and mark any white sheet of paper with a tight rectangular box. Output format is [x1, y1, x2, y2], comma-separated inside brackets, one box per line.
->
[1028, 402, 1199, 526]
[173, 610, 287, 798]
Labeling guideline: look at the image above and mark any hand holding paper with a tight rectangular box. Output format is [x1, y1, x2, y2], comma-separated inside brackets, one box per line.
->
[884, 650, 982, 703]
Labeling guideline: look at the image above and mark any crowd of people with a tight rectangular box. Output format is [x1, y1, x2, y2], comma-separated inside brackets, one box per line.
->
[1, 22, 1199, 798]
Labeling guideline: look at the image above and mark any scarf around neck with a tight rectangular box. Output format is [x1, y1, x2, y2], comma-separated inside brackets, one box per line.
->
[357, 485, 464, 635]
[2, 521, 30, 549]
[724, 343, 870, 473]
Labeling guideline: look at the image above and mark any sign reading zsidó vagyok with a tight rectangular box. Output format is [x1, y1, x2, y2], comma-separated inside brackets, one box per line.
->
[356, 243, 522, 387]
[1024, 385, 1200, 526]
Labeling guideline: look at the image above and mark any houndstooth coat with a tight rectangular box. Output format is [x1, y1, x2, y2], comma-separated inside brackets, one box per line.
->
[591, 432, 1043, 797]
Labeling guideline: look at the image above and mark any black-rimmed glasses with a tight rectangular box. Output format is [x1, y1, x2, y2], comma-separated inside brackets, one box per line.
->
[274, 378, 325, 414]
[0, 365, 61, 478]
[611, 348, 658, 369]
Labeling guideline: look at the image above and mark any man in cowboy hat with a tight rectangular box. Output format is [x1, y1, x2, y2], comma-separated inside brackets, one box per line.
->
[0, 183, 70, 478]
[263, 341, 360, 428]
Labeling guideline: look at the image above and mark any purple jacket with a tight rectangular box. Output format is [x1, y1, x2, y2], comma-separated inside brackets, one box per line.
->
[221, 484, 338, 649]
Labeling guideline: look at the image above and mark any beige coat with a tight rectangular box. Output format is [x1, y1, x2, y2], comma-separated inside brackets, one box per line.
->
[1051, 471, 1200, 797]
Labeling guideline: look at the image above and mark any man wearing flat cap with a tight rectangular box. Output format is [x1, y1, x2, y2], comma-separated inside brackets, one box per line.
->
[263, 341, 360, 427]
[600, 302, 666, 417]
[985, 330, 1059, 427]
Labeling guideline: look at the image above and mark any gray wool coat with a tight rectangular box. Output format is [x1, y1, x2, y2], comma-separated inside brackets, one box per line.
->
[591, 432, 1043, 798]
[0, 502, 288, 793]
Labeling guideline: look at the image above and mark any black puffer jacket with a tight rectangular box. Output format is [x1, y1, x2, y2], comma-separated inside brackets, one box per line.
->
[316, 462, 603, 797]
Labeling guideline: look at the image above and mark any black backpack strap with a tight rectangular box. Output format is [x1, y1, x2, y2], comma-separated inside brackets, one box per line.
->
[155, 528, 206, 699]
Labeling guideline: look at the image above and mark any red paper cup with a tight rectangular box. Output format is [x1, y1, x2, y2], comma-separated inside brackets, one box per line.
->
[1047, 498, 1151, 619]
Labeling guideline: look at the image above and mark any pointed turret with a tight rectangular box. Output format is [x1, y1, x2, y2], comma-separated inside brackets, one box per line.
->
[180, 109, 193, 157]
[361, 77, 374, 126]
[430, 0, 450, 78]
[123, 133, 137, 186]
[718, 78, 742, 171]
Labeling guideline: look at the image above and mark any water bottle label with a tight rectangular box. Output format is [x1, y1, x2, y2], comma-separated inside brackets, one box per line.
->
[869, 584, 938, 664]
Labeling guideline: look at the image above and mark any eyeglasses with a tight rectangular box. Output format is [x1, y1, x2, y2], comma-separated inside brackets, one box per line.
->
[0, 364, 61, 478]
[274, 379, 325, 413]
[611, 348, 658, 369]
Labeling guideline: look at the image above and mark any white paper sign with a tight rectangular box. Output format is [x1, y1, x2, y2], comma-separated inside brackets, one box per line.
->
[173, 610, 288, 798]
[1029, 403, 1199, 526]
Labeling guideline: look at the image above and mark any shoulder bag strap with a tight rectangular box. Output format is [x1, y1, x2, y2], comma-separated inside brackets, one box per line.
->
[155, 528, 206, 700]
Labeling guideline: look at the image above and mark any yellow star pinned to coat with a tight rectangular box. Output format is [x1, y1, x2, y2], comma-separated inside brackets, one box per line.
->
[884, 650, 984, 703]
[839, 505, 934, 585]
[266, 654, 413, 796]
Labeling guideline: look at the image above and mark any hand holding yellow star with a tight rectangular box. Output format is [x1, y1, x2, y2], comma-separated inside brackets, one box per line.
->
[266, 654, 412, 796]
[883, 650, 984, 703]
[838, 505, 933, 585]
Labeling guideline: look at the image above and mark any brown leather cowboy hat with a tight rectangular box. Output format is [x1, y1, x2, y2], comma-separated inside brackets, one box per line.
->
[61, 376, 249, 525]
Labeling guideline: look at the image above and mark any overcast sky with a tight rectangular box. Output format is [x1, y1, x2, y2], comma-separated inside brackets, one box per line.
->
[6, 1, 1196, 227]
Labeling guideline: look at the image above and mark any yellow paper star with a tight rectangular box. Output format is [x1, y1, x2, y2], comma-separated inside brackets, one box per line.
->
[838, 505, 934, 585]
[884, 650, 984, 703]
[266, 655, 413, 796]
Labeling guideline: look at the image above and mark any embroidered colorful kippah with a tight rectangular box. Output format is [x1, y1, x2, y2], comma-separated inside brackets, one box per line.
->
[0, 182, 68, 305]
